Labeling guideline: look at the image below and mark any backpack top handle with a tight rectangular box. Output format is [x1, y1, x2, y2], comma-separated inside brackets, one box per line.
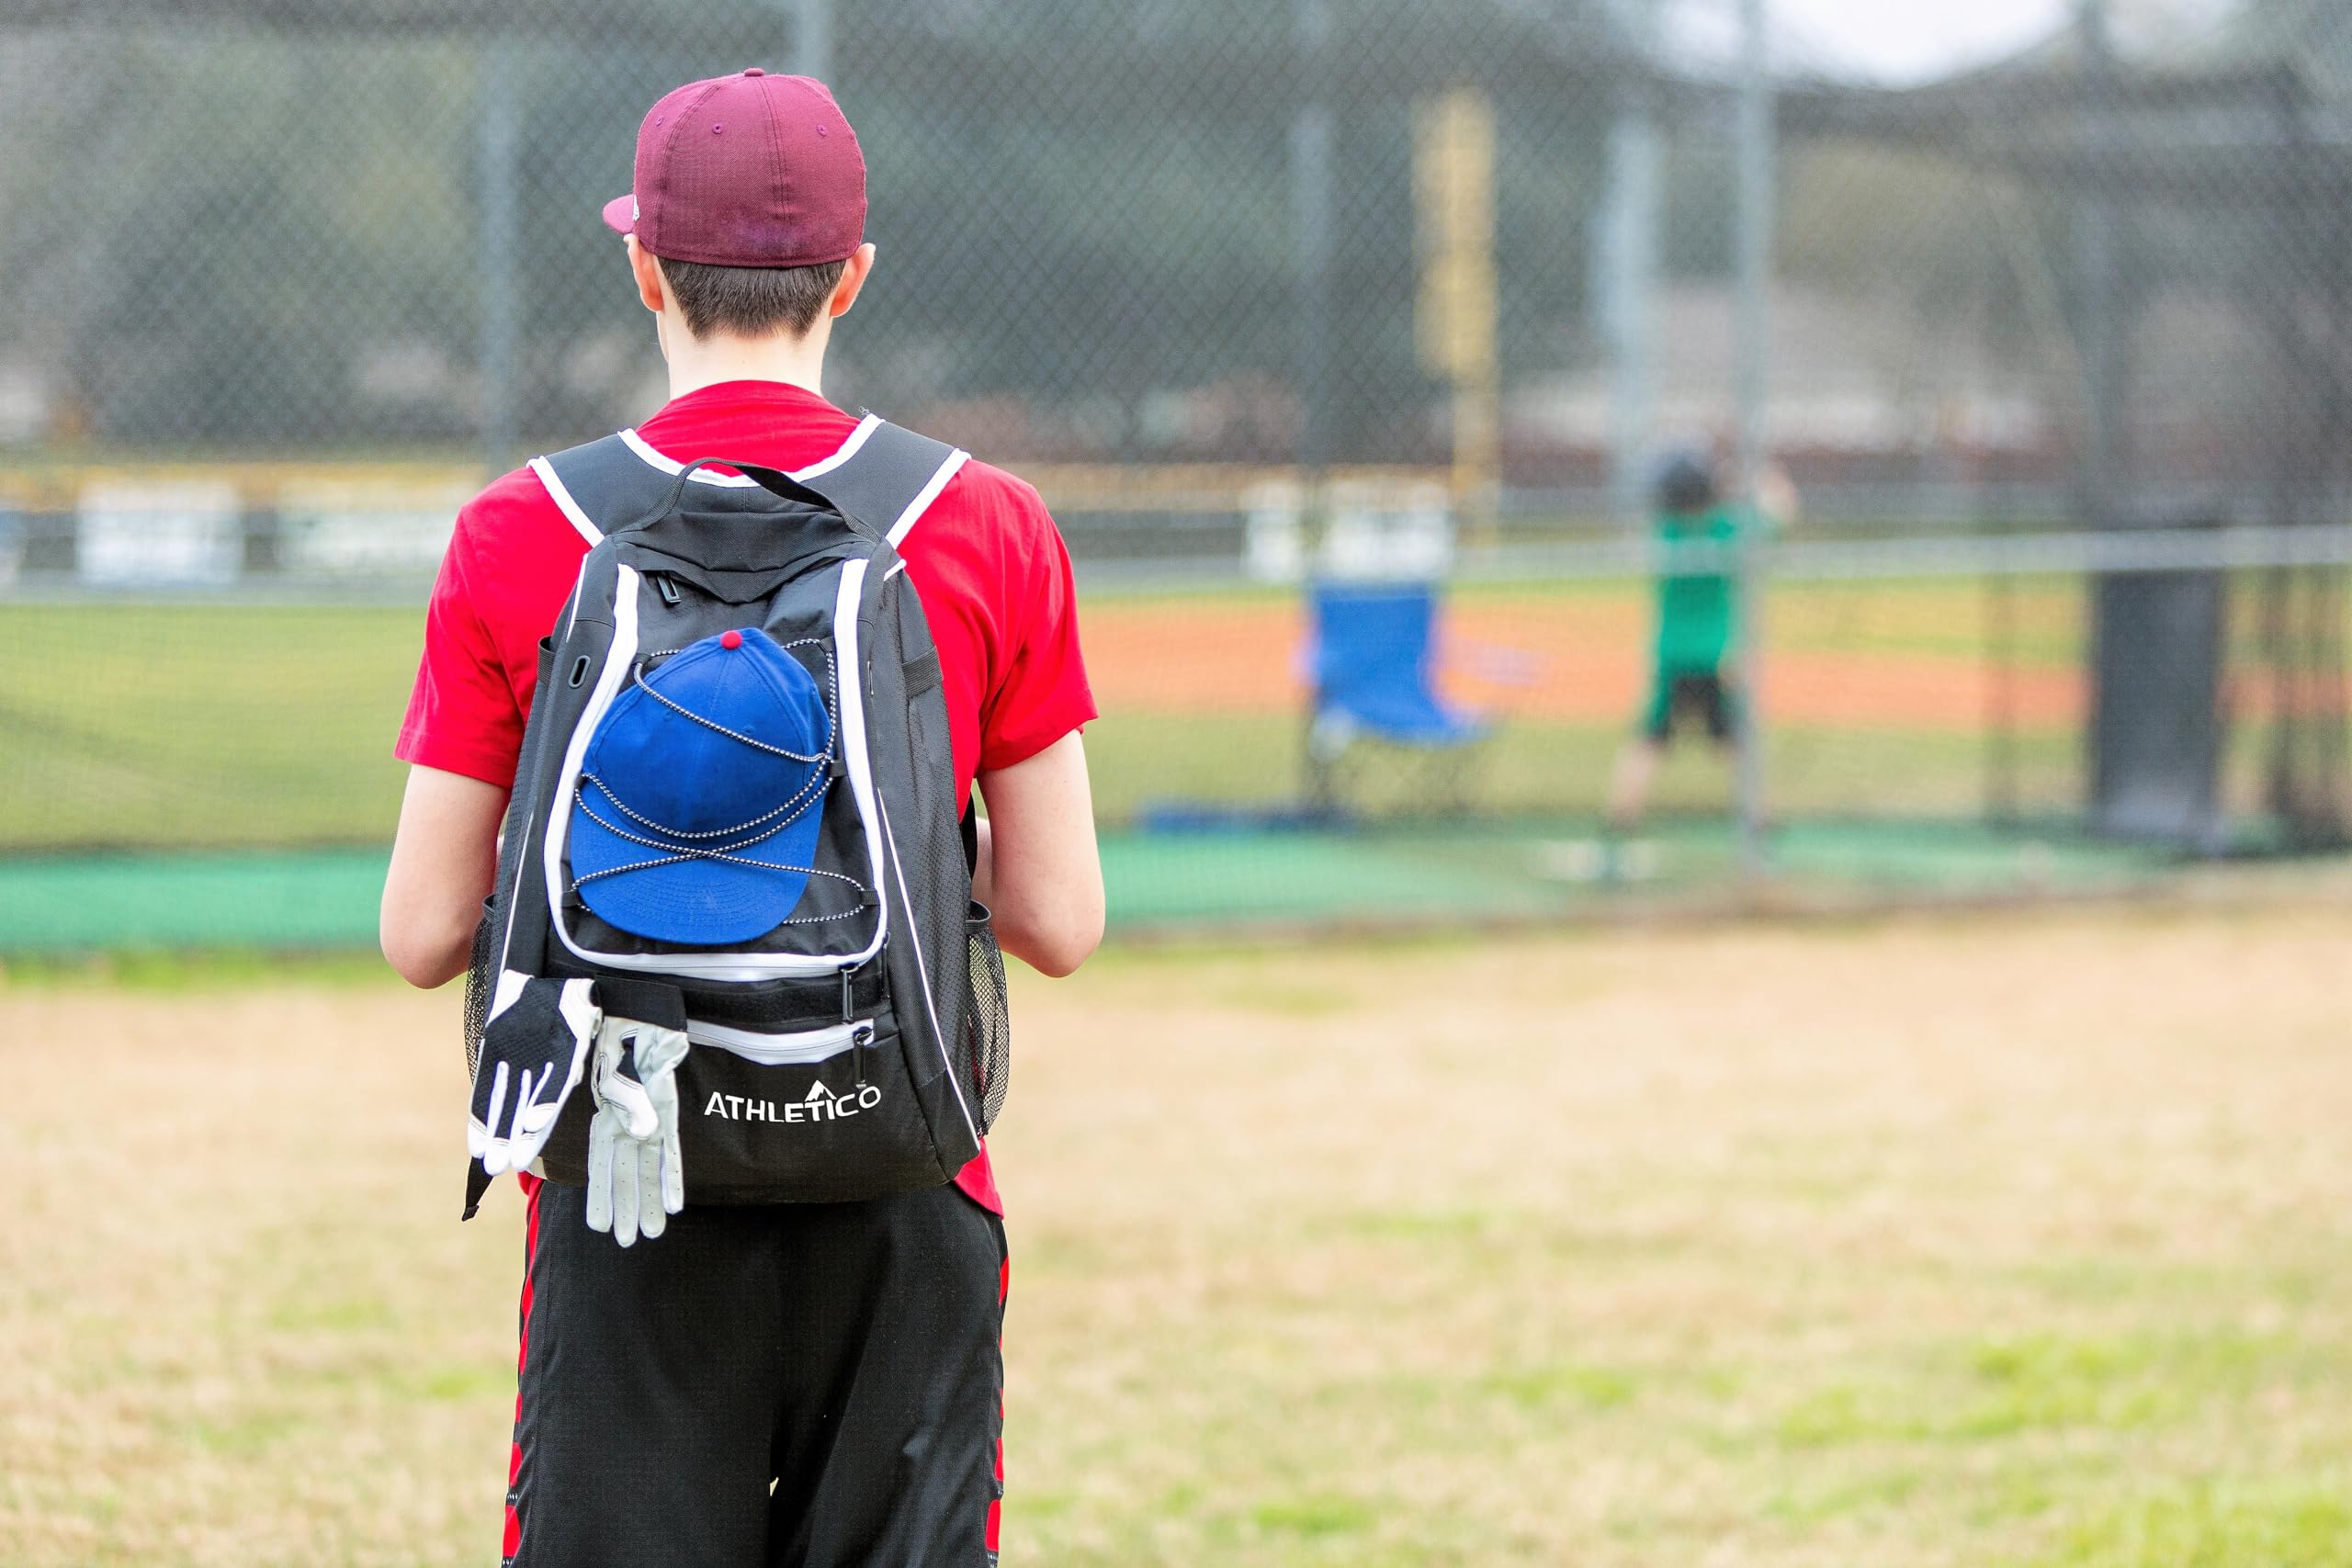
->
[534, 418, 964, 549]
[624, 456, 887, 547]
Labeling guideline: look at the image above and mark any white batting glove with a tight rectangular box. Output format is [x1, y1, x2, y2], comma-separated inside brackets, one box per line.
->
[584, 1016, 689, 1247]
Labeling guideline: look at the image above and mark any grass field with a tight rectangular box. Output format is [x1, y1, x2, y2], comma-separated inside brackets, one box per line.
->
[8, 905, 2352, 1565]
[0, 577, 2098, 854]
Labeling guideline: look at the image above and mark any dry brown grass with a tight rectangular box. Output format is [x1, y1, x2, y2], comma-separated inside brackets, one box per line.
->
[7, 906, 2352, 1565]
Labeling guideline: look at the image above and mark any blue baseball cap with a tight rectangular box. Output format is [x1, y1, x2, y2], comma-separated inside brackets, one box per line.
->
[568, 626, 833, 945]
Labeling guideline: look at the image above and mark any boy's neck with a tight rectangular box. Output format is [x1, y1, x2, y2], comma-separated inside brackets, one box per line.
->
[663, 320, 832, 403]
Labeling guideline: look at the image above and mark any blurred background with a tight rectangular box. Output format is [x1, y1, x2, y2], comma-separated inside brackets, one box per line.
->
[6, 0, 2352, 942]
[8, 6, 2352, 1566]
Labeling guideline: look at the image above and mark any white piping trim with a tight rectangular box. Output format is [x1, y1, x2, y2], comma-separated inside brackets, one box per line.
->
[616, 428, 758, 487]
[560, 550, 594, 640]
[545, 563, 642, 963]
[530, 457, 605, 546]
[882, 560, 908, 582]
[541, 559, 890, 983]
[793, 414, 884, 481]
[826, 557, 894, 964]
[614, 414, 884, 489]
[886, 449, 970, 547]
[874, 784, 980, 1145]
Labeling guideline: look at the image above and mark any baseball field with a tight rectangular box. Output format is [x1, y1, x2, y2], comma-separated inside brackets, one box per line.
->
[0, 574, 2096, 854]
[9, 901, 2352, 1566]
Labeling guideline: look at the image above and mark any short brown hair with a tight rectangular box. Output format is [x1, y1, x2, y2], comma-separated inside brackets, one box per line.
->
[656, 254, 848, 340]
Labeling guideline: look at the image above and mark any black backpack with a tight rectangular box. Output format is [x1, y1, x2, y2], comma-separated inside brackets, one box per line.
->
[461, 415, 1011, 1215]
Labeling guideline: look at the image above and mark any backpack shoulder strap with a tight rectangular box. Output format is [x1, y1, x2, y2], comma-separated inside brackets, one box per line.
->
[794, 418, 969, 547]
[528, 432, 678, 544]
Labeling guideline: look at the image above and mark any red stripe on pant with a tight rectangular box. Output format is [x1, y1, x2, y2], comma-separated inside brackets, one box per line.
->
[988, 1251, 1009, 1557]
[504, 1173, 546, 1563]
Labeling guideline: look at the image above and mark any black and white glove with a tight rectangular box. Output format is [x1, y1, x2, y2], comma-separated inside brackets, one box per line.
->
[467, 975, 600, 1180]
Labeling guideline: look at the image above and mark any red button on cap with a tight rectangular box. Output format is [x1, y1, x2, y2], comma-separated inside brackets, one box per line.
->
[743, 67, 764, 76]
[720, 630, 744, 649]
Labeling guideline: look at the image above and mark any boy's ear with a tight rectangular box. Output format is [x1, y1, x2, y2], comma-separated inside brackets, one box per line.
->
[830, 243, 878, 321]
[627, 235, 667, 316]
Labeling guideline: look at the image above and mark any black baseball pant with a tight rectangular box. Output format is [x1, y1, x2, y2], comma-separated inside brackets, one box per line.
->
[505, 1177, 1007, 1568]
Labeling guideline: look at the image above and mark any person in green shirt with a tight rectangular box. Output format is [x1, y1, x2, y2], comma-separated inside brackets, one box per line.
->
[1606, 447, 1791, 837]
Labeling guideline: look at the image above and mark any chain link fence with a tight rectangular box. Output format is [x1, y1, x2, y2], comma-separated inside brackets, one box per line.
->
[1769, 0, 2352, 851]
[4, 0, 2350, 941]
[0, 1, 1646, 486]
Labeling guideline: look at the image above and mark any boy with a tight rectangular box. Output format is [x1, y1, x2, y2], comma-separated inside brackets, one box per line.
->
[1605, 446, 1791, 837]
[379, 69, 1102, 1567]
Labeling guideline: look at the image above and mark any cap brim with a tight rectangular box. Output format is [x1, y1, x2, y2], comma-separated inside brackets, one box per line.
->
[601, 194, 636, 237]
[568, 795, 826, 947]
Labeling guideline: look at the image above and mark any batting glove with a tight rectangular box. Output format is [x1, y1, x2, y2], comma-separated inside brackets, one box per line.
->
[468, 974, 601, 1180]
[584, 1016, 689, 1247]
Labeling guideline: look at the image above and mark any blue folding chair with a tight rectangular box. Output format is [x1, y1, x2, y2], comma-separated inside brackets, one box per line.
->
[1305, 582, 1490, 814]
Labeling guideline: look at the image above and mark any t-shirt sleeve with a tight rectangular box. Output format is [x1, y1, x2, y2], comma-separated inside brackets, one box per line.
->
[978, 479, 1097, 773]
[395, 510, 527, 788]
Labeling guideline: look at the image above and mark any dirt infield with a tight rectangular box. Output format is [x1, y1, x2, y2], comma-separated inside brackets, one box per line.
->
[1080, 594, 2087, 730]
[8, 908, 2352, 1565]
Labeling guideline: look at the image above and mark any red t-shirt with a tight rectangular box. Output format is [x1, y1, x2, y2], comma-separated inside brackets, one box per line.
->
[398, 380, 1097, 1215]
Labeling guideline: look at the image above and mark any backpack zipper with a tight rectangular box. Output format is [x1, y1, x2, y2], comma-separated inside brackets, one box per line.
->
[684, 1017, 873, 1066]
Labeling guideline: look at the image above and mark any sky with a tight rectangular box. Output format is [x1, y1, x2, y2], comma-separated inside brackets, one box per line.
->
[1771, 0, 2073, 81]
[1664, 0, 2241, 83]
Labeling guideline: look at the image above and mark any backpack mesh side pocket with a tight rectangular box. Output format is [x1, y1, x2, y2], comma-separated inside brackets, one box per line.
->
[964, 901, 1011, 1134]
[462, 897, 497, 1078]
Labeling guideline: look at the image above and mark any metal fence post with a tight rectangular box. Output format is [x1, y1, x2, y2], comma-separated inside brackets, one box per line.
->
[478, 35, 521, 477]
[1731, 0, 1775, 882]
[1292, 0, 1335, 503]
[796, 0, 833, 83]
[1291, 0, 1338, 808]
[1596, 0, 1663, 525]
[2075, 0, 2119, 536]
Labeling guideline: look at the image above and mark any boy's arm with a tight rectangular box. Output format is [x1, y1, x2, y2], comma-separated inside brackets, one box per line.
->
[972, 731, 1102, 978]
[381, 765, 507, 988]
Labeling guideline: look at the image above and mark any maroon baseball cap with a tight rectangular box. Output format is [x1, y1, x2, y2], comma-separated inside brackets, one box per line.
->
[603, 69, 866, 269]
